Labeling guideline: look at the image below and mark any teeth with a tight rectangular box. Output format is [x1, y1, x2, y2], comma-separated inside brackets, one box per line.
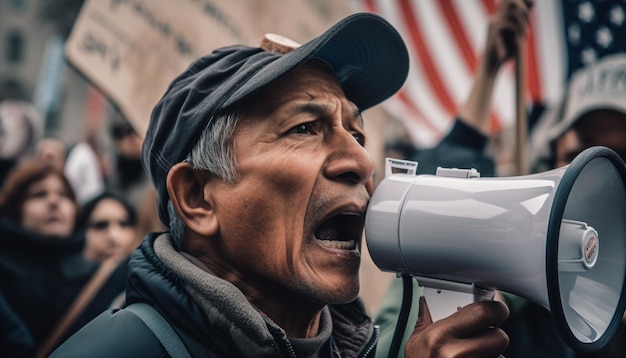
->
[318, 240, 356, 250]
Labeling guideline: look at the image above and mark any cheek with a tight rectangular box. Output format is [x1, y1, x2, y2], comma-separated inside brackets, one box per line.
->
[61, 201, 77, 221]
[261, 158, 317, 197]
[21, 202, 41, 225]
[116, 229, 136, 245]
[219, 187, 304, 272]
[85, 233, 108, 260]
[86, 232, 103, 249]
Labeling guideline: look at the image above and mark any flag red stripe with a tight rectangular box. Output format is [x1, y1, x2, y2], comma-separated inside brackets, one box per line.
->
[526, 16, 542, 101]
[441, 0, 502, 132]
[365, 0, 445, 135]
[438, 0, 477, 72]
[483, 0, 496, 14]
[399, 0, 457, 117]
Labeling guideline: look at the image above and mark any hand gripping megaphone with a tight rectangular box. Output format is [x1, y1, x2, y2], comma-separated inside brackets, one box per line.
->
[365, 146, 626, 353]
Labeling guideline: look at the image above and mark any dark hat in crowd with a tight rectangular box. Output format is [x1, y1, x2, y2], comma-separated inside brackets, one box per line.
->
[529, 53, 626, 172]
[142, 12, 410, 225]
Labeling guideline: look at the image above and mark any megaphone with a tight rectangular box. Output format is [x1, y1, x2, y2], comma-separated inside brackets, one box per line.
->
[365, 146, 626, 353]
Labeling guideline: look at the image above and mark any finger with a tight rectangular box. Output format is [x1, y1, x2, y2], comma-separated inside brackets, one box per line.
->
[436, 300, 510, 338]
[404, 297, 437, 358]
[500, 0, 531, 37]
[413, 295, 433, 332]
[524, 0, 534, 11]
[441, 327, 510, 358]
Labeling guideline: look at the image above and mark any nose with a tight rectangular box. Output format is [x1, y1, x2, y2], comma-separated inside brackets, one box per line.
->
[324, 129, 375, 186]
[107, 223, 126, 243]
[47, 192, 62, 208]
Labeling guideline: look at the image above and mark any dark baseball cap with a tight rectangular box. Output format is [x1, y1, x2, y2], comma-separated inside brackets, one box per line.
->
[143, 12, 410, 225]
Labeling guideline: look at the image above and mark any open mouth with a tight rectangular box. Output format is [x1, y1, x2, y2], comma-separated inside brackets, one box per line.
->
[314, 212, 364, 250]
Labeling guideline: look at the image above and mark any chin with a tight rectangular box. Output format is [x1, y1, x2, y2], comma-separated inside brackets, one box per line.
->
[325, 280, 360, 305]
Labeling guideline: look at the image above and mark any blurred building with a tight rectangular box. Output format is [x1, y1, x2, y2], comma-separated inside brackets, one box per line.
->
[0, 0, 107, 145]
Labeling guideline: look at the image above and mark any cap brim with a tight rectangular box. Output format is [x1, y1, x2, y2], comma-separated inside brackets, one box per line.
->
[224, 12, 409, 112]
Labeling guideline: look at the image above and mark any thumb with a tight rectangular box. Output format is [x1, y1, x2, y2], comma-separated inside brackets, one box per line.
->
[413, 296, 433, 332]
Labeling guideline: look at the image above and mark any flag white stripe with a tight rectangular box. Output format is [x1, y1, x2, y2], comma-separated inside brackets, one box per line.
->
[455, 0, 490, 54]
[386, 96, 441, 146]
[413, 0, 473, 107]
[379, 0, 454, 136]
[535, 0, 567, 106]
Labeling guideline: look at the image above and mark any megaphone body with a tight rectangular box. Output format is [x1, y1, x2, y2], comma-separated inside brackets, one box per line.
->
[365, 146, 626, 353]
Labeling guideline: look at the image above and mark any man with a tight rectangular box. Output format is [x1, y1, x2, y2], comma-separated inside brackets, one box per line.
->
[51, 13, 509, 357]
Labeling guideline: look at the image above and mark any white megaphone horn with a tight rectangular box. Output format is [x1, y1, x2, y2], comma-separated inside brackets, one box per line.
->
[365, 146, 626, 353]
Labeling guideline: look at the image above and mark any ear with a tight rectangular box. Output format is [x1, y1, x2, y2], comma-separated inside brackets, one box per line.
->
[166, 162, 218, 236]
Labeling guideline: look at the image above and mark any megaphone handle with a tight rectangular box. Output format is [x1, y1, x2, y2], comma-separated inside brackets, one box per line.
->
[422, 287, 506, 357]
[422, 287, 487, 322]
[420, 278, 496, 321]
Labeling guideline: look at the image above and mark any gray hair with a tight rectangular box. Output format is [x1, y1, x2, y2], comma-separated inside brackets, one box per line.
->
[168, 111, 239, 247]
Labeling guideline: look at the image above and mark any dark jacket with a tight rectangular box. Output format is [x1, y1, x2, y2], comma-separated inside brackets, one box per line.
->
[0, 292, 35, 358]
[0, 220, 128, 351]
[52, 233, 378, 357]
[412, 118, 496, 177]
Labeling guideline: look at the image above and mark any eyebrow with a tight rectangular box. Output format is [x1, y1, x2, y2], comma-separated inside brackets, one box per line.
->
[287, 102, 363, 125]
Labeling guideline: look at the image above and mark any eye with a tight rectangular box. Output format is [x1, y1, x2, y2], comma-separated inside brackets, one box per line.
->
[352, 132, 365, 146]
[27, 190, 47, 199]
[288, 122, 317, 136]
[89, 221, 110, 230]
[58, 189, 72, 199]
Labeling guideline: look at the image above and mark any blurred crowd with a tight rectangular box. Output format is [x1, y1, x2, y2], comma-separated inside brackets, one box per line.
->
[0, 97, 164, 356]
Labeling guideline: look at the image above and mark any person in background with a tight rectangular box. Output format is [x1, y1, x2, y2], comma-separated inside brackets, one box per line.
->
[108, 114, 149, 207]
[0, 100, 43, 186]
[58, 192, 139, 340]
[0, 160, 129, 356]
[51, 12, 509, 357]
[529, 53, 626, 173]
[108, 112, 167, 248]
[34, 134, 105, 207]
[34, 136, 67, 173]
[0, 159, 81, 353]
[374, 0, 532, 356]
[107, 113, 165, 241]
[79, 192, 139, 264]
[34, 134, 106, 206]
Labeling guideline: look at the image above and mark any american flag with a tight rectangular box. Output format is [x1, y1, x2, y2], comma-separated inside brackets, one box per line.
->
[350, 0, 626, 147]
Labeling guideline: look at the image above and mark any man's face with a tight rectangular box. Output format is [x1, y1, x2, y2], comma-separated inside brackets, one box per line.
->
[555, 109, 626, 167]
[207, 61, 375, 306]
[36, 138, 66, 172]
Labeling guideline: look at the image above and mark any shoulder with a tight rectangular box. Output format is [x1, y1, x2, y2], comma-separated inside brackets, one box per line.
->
[50, 308, 166, 358]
